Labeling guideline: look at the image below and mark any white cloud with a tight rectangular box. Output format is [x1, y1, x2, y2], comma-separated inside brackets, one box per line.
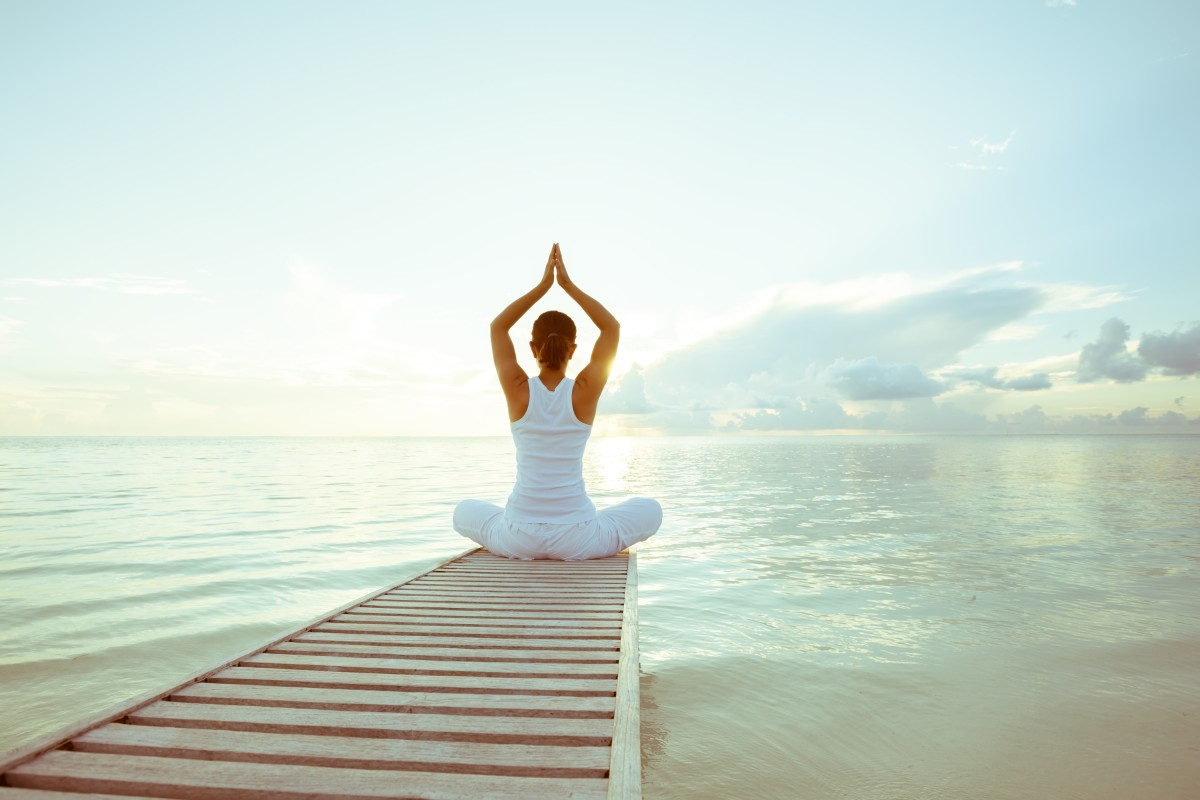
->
[825, 357, 945, 401]
[971, 130, 1018, 155]
[945, 366, 1052, 392]
[956, 131, 1018, 171]
[1034, 282, 1132, 313]
[987, 323, 1043, 342]
[1046, 0, 1078, 7]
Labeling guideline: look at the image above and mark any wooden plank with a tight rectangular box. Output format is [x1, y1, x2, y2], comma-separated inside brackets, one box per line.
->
[291, 633, 619, 654]
[374, 595, 625, 605]
[207, 666, 617, 695]
[407, 583, 627, 592]
[434, 572, 627, 580]
[404, 588, 625, 595]
[127, 700, 614, 745]
[376, 595, 626, 605]
[315, 622, 620, 639]
[608, 550, 642, 800]
[446, 558, 627, 568]
[173, 682, 616, 717]
[413, 576, 628, 586]
[264, 644, 619, 669]
[6, 751, 607, 800]
[374, 594, 626, 606]
[362, 600, 624, 612]
[241, 652, 617, 678]
[296, 632, 620, 650]
[74, 723, 612, 777]
[440, 560, 626, 566]
[338, 614, 624, 623]
[336, 611, 621, 627]
[422, 566, 628, 574]
[274, 641, 619, 663]
[345, 609, 619, 623]
[386, 585, 625, 594]
[0, 547, 479, 774]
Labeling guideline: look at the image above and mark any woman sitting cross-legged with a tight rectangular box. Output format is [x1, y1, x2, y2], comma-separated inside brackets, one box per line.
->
[453, 243, 662, 560]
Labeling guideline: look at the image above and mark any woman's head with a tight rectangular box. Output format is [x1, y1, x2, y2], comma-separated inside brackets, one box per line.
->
[531, 310, 577, 371]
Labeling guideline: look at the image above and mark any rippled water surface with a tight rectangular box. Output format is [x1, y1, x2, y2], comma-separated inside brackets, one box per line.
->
[2, 435, 1198, 798]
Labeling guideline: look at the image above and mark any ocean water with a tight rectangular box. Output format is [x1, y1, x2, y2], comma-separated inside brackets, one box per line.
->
[1, 435, 1197, 798]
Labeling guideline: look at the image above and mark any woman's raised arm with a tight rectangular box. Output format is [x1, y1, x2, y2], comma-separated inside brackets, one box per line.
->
[490, 245, 555, 397]
[554, 245, 620, 400]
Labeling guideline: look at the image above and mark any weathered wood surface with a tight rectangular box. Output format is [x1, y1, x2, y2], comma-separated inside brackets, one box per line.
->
[0, 548, 641, 799]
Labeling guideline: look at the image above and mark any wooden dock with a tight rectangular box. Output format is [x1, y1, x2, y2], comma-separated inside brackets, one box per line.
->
[0, 548, 641, 799]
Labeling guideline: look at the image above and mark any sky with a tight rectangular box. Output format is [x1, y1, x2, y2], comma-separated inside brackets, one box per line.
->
[1, 0, 1197, 436]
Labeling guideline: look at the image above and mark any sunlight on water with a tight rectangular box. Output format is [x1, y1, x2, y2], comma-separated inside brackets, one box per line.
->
[1, 435, 1198, 798]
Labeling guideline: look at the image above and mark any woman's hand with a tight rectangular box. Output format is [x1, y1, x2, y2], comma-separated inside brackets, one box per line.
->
[539, 244, 556, 290]
[552, 243, 574, 289]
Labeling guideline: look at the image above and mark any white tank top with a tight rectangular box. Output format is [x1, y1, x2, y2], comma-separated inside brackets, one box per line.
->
[505, 377, 597, 523]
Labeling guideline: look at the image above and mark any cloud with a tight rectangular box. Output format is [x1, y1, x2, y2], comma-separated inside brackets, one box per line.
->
[1076, 318, 1149, 383]
[1004, 373, 1053, 391]
[1034, 283, 1132, 313]
[956, 130, 1018, 171]
[641, 278, 1045, 410]
[1176, 396, 1186, 408]
[735, 398, 1200, 435]
[998, 404, 1049, 431]
[946, 366, 1052, 391]
[1046, 0, 1077, 7]
[1117, 406, 1150, 425]
[986, 323, 1042, 342]
[971, 130, 1018, 155]
[736, 397, 854, 431]
[1138, 322, 1200, 375]
[601, 365, 654, 414]
[613, 266, 1154, 434]
[826, 357, 945, 400]
[8, 274, 193, 295]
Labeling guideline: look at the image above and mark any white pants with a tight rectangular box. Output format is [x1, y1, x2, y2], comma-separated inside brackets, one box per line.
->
[453, 497, 662, 561]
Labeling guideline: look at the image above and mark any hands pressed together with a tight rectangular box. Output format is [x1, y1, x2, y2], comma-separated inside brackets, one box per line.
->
[540, 243, 573, 291]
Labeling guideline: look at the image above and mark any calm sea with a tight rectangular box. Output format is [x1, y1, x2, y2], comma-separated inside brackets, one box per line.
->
[1, 435, 1197, 799]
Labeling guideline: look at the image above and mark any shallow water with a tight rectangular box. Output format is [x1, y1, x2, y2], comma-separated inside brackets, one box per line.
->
[2, 435, 1198, 798]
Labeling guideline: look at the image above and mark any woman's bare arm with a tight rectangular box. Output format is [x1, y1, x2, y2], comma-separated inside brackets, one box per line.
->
[554, 245, 619, 414]
[491, 246, 555, 414]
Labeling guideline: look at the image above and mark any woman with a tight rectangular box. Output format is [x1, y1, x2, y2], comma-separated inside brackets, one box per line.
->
[453, 243, 662, 560]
